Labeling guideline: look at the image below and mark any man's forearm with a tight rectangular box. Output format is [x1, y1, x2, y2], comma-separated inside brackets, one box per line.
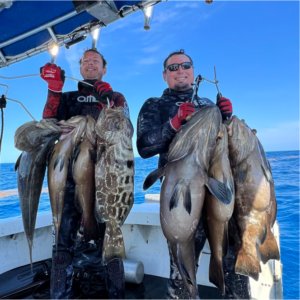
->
[43, 90, 61, 119]
[137, 121, 176, 158]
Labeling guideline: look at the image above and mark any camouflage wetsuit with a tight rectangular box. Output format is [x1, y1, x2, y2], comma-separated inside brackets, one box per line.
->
[43, 80, 130, 299]
[137, 88, 250, 299]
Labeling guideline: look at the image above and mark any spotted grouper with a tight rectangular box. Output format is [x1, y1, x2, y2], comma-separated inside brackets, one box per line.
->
[94, 107, 134, 264]
[225, 116, 279, 280]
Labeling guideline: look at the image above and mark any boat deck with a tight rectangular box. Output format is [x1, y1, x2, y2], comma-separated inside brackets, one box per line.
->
[3, 274, 223, 299]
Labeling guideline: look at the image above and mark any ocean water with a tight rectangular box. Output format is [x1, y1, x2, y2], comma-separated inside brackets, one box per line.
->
[0, 151, 299, 299]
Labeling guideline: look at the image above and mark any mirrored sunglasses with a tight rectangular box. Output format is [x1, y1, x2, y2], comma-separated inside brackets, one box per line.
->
[164, 62, 193, 72]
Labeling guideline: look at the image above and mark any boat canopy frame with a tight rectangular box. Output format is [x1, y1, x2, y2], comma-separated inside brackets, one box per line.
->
[0, 0, 159, 68]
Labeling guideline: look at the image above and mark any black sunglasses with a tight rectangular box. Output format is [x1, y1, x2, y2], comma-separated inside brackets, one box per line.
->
[164, 62, 193, 72]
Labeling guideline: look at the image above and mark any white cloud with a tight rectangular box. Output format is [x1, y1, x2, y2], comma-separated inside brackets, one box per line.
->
[256, 121, 299, 151]
[137, 57, 159, 65]
[143, 45, 160, 53]
[152, 10, 179, 26]
[175, 2, 200, 8]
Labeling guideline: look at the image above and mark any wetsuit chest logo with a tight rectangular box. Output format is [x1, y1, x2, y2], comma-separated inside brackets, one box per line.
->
[77, 95, 98, 103]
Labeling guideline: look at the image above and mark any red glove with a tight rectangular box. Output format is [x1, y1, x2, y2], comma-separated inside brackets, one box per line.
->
[93, 81, 114, 105]
[40, 63, 65, 93]
[216, 96, 232, 120]
[170, 102, 195, 131]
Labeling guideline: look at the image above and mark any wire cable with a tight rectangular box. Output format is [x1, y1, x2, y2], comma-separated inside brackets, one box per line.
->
[0, 74, 94, 87]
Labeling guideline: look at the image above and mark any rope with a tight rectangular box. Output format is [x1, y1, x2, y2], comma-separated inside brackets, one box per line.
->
[0, 74, 94, 121]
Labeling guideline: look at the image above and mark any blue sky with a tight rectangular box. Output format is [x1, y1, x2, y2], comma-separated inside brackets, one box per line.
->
[0, 1, 299, 163]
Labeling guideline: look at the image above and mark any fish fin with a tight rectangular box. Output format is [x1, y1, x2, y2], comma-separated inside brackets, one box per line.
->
[59, 155, 65, 172]
[143, 167, 165, 190]
[169, 182, 192, 214]
[237, 163, 248, 183]
[46, 148, 54, 167]
[259, 217, 268, 246]
[209, 256, 225, 294]
[169, 183, 181, 211]
[261, 165, 273, 184]
[182, 185, 192, 215]
[206, 178, 233, 205]
[97, 144, 106, 162]
[89, 149, 97, 165]
[259, 231, 280, 264]
[53, 155, 59, 170]
[15, 153, 22, 171]
[73, 145, 81, 163]
[257, 139, 274, 184]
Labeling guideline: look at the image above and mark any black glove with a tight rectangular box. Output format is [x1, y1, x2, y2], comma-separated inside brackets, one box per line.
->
[93, 81, 114, 105]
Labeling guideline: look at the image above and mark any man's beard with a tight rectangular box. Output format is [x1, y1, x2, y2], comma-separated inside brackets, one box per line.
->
[173, 82, 190, 91]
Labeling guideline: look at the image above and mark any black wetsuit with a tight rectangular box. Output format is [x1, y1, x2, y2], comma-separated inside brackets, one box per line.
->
[137, 88, 214, 168]
[43, 80, 129, 299]
[43, 80, 130, 120]
[137, 88, 250, 299]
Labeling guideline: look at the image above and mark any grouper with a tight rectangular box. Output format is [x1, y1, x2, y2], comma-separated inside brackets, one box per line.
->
[225, 116, 279, 280]
[94, 107, 134, 264]
[73, 115, 99, 242]
[14, 119, 61, 268]
[48, 116, 87, 248]
[144, 106, 234, 299]
[202, 124, 235, 295]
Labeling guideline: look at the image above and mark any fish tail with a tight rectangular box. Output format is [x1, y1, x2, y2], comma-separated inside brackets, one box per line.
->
[83, 217, 99, 243]
[178, 259, 193, 286]
[235, 248, 260, 281]
[209, 255, 225, 295]
[55, 223, 59, 253]
[259, 230, 280, 264]
[169, 181, 192, 215]
[27, 238, 33, 273]
[177, 244, 193, 286]
[176, 244, 198, 298]
[102, 225, 125, 264]
[223, 222, 229, 257]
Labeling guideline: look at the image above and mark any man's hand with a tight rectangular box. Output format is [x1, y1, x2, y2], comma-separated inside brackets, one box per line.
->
[170, 102, 195, 130]
[93, 81, 114, 105]
[216, 95, 232, 120]
[40, 63, 65, 93]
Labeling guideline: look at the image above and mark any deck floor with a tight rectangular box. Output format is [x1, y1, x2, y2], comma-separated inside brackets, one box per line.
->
[3, 274, 224, 299]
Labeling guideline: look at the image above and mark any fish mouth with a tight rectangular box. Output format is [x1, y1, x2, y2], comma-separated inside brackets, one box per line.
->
[56, 124, 76, 138]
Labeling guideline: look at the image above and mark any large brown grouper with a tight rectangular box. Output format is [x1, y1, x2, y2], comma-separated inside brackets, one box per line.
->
[14, 119, 61, 268]
[144, 106, 234, 299]
[202, 124, 235, 295]
[48, 116, 87, 248]
[73, 115, 99, 242]
[94, 107, 134, 264]
[225, 116, 279, 280]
